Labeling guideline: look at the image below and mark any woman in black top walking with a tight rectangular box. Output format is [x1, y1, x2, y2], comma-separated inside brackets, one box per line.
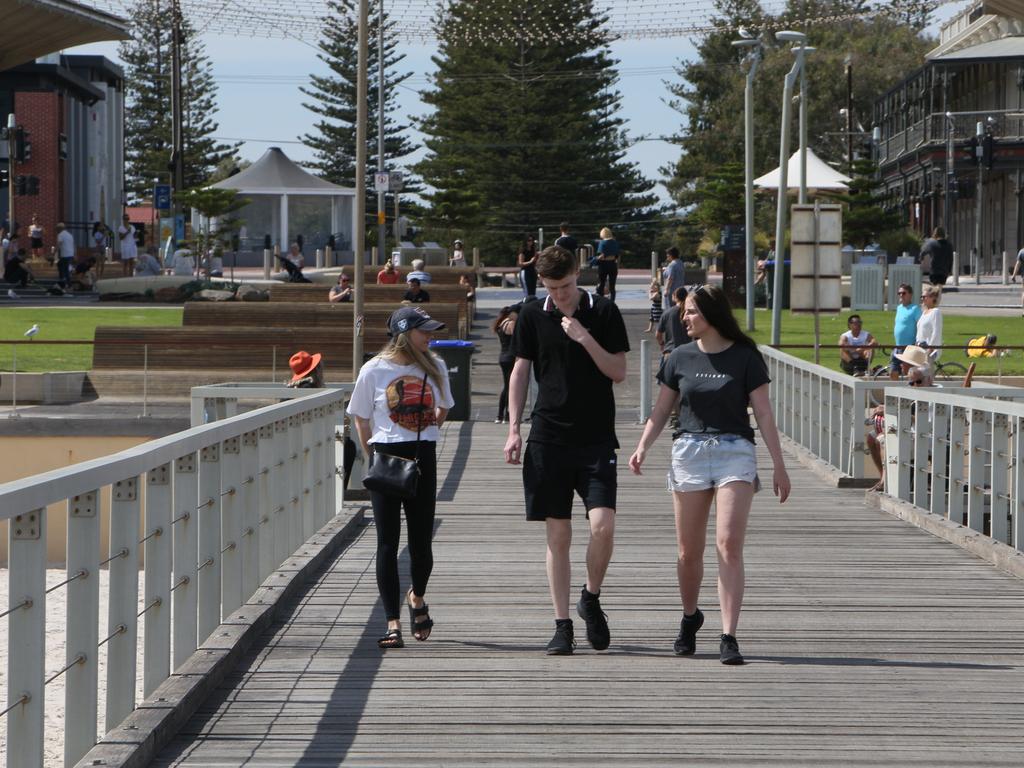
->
[517, 235, 538, 297]
[628, 284, 790, 665]
[493, 305, 517, 423]
[596, 227, 621, 301]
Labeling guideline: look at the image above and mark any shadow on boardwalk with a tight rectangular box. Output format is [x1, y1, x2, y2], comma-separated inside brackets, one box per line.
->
[152, 420, 1024, 767]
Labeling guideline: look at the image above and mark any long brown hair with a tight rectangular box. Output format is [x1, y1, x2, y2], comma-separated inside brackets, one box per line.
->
[691, 284, 760, 353]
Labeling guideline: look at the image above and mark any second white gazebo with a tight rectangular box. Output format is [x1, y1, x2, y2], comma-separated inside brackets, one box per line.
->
[754, 149, 852, 192]
[211, 146, 357, 254]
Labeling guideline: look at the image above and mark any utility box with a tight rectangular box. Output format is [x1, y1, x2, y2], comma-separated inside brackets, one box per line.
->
[429, 340, 473, 421]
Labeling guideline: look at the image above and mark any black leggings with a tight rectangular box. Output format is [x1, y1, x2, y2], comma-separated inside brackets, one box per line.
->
[497, 358, 515, 421]
[597, 261, 618, 301]
[369, 440, 437, 621]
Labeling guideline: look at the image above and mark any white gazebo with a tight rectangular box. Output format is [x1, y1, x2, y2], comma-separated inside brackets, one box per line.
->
[211, 147, 357, 253]
[754, 149, 852, 192]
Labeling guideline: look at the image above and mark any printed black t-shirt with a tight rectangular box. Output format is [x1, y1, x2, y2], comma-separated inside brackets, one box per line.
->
[511, 289, 630, 447]
[658, 342, 770, 442]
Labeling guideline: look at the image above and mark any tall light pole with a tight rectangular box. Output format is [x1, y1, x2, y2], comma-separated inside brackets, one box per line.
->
[797, 43, 815, 204]
[732, 36, 762, 332]
[170, 0, 185, 242]
[354, 0, 369, 376]
[974, 119, 985, 285]
[376, 0, 386, 266]
[771, 30, 807, 346]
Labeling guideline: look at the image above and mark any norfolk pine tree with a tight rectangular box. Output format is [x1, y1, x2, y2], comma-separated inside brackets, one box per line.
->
[301, 0, 420, 246]
[119, 0, 238, 203]
[417, 0, 658, 260]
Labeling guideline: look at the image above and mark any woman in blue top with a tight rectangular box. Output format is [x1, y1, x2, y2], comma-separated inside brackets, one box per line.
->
[629, 284, 790, 665]
[595, 226, 621, 302]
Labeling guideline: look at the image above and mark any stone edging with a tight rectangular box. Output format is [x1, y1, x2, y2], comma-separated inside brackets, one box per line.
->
[74, 507, 368, 768]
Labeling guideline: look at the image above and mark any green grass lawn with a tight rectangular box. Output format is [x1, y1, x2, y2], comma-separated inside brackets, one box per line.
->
[0, 308, 183, 371]
[742, 309, 1024, 376]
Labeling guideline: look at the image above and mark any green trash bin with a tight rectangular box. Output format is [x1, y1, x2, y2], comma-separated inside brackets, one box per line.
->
[764, 259, 790, 310]
[429, 340, 474, 421]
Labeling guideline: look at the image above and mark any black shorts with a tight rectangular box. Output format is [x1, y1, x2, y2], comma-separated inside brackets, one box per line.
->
[523, 441, 617, 521]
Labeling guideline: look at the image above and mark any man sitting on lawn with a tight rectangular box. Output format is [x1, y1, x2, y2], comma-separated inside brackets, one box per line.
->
[839, 314, 878, 375]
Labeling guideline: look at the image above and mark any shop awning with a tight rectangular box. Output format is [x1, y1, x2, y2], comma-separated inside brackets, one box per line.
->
[0, 0, 129, 72]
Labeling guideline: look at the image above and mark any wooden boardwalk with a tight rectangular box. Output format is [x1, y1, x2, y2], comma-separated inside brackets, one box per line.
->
[151, 421, 1024, 767]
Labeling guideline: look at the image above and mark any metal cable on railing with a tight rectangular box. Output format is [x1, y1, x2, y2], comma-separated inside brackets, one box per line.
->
[45, 570, 88, 594]
[0, 694, 30, 718]
[138, 527, 163, 544]
[138, 598, 162, 618]
[98, 624, 127, 648]
[98, 548, 129, 567]
[0, 598, 31, 620]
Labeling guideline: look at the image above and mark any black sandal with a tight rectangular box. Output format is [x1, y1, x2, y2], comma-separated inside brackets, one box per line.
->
[407, 589, 434, 642]
[377, 628, 404, 649]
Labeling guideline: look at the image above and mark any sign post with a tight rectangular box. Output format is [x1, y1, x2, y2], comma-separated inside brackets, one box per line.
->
[790, 203, 843, 364]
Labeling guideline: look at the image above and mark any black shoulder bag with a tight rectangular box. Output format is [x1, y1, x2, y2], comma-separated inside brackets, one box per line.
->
[362, 372, 428, 499]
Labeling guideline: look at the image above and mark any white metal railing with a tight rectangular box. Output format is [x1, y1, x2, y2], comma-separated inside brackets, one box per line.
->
[883, 386, 1024, 553]
[1, 387, 347, 767]
[761, 346, 875, 479]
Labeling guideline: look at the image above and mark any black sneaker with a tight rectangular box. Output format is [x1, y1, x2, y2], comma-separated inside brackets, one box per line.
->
[576, 586, 610, 651]
[546, 620, 575, 655]
[673, 608, 704, 656]
[720, 634, 744, 665]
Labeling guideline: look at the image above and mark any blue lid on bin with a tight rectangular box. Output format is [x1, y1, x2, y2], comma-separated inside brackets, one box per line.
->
[430, 340, 474, 348]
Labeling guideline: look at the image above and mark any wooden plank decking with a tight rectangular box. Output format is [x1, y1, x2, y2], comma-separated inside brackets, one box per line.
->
[152, 421, 1024, 767]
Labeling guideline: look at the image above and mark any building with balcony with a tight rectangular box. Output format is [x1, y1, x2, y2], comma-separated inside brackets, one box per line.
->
[874, 2, 1024, 273]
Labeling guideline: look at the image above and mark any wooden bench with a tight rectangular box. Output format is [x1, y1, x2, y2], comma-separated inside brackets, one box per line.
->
[182, 302, 464, 339]
[266, 284, 470, 336]
[331, 265, 476, 285]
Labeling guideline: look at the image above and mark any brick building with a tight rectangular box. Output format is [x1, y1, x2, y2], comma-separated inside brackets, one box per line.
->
[1, 53, 124, 253]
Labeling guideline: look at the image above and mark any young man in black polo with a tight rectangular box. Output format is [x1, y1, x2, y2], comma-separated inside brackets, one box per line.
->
[504, 245, 629, 654]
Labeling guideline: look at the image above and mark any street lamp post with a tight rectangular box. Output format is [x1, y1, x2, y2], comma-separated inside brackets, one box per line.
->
[771, 30, 808, 346]
[354, 0, 369, 376]
[732, 36, 762, 332]
[798, 44, 815, 204]
[974, 120, 984, 286]
[376, 0, 386, 266]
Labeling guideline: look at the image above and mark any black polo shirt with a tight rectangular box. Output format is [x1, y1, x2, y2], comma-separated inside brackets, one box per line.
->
[511, 289, 629, 447]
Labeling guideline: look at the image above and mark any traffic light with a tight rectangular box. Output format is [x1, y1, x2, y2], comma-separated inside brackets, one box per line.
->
[14, 175, 26, 195]
[25, 175, 38, 195]
[966, 135, 980, 164]
[14, 127, 30, 162]
[982, 132, 996, 169]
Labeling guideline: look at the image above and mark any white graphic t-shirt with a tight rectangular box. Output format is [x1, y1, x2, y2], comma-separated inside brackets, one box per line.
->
[346, 356, 454, 444]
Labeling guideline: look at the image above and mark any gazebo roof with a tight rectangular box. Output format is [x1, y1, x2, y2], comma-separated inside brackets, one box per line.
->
[754, 149, 851, 192]
[0, 0, 129, 71]
[212, 147, 355, 196]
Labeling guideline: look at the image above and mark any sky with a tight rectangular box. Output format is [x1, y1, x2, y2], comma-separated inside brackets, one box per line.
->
[67, 2, 967, 208]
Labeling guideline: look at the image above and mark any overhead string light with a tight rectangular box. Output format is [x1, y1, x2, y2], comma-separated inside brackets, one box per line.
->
[81, 0, 961, 43]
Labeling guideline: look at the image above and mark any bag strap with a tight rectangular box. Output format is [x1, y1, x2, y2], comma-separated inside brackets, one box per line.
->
[414, 371, 429, 446]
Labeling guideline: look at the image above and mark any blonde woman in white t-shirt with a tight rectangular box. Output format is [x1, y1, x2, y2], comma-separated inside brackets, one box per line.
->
[346, 307, 455, 649]
[916, 284, 944, 360]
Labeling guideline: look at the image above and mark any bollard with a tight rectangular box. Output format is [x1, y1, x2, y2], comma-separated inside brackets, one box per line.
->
[952, 250, 960, 286]
[639, 339, 651, 424]
[1002, 250, 1009, 285]
[325, 245, 333, 267]
[651, 250, 658, 281]
[316, 248, 324, 269]
[8, 344, 19, 419]
[263, 248, 271, 280]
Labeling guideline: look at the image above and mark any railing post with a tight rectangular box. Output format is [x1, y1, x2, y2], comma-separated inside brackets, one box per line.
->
[287, 414, 302, 553]
[220, 437, 244, 617]
[948, 406, 967, 526]
[327, 403, 340, 518]
[930, 403, 951, 519]
[6, 507, 46, 767]
[257, 424, 275, 583]
[300, 410, 316, 539]
[65, 492, 100, 766]
[990, 413, 1010, 545]
[1014, 417, 1024, 552]
[311, 407, 326, 525]
[638, 339, 651, 424]
[172, 453, 199, 668]
[240, 430, 261, 600]
[106, 477, 140, 731]
[913, 400, 933, 510]
[143, 465, 172, 698]
[273, 418, 290, 566]
[967, 409, 988, 533]
[197, 443, 222, 642]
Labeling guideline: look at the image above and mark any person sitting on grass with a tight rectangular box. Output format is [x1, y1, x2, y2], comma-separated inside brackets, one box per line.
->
[839, 314, 877, 375]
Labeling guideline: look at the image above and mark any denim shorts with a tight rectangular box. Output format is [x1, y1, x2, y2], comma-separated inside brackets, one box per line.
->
[668, 433, 759, 493]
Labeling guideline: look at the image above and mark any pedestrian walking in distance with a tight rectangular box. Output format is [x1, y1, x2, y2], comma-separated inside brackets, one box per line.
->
[628, 284, 790, 665]
[504, 245, 629, 655]
[347, 307, 455, 649]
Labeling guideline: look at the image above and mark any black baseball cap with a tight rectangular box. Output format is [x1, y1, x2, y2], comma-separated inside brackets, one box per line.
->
[388, 306, 446, 336]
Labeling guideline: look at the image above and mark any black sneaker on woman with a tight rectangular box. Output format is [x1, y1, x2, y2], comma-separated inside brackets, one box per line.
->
[546, 619, 576, 655]
[673, 608, 704, 656]
[719, 633, 744, 665]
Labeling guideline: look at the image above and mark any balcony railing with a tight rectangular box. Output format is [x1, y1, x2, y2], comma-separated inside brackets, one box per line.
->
[1, 386, 348, 766]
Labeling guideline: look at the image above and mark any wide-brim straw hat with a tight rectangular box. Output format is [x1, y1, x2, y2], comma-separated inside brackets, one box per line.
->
[895, 345, 930, 368]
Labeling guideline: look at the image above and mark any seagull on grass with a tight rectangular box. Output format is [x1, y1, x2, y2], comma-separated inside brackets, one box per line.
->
[24, 324, 39, 339]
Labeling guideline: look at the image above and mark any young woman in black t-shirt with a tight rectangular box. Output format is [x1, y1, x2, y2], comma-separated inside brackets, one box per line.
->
[629, 284, 790, 665]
